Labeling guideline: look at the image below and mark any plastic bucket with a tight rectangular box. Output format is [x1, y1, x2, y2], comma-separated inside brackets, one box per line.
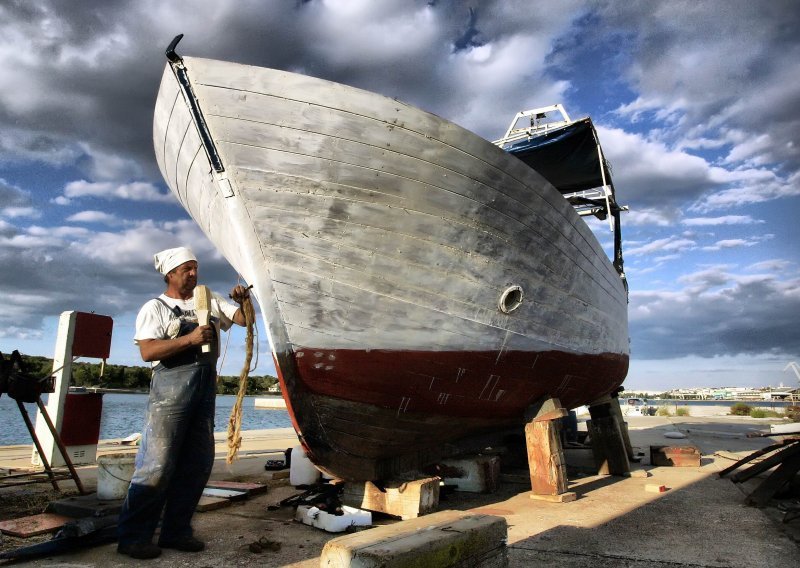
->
[289, 446, 320, 486]
[96, 453, 135, 500]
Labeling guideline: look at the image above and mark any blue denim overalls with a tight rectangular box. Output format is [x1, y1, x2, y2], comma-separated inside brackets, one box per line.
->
[117, 303, 218, 546]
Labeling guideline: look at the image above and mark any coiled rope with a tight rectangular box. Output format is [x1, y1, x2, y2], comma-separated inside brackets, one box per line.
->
[226, 294, 256, 464]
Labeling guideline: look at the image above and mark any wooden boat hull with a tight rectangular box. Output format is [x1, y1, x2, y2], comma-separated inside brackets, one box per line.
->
[153, 57, 629, 480]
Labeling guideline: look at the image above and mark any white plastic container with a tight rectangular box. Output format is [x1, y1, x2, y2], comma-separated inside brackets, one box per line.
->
[289, 445, 320, 486]
[294, 505, 372, 532]
[96, 453, 135, 500]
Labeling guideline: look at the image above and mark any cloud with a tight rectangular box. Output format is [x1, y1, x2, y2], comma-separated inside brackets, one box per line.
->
[66, 210, 119, 225]
[1, 207, 40, 219]
[598, 126, 723, 207]
[701, 235, 774, 252]
[63, 180, 174, 202]
[0, 217, 241, 333]
[626, 236, 696, 257]
[0, 178, 31, 208]
[682, 215, 764, 226]
[630, 267, 800, 359]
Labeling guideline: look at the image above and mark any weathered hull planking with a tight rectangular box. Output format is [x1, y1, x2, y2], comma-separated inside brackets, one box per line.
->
[153, 56, 629, 480]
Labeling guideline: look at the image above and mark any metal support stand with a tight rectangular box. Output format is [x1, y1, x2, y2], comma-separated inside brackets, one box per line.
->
[1, 395, 86, 493]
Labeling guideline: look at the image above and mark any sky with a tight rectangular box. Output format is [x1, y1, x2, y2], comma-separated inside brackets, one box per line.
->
[1, 0, 798, 391]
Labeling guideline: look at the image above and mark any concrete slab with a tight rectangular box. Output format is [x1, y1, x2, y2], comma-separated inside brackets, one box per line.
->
[321, 510, 507, 567]
[45, 493, 123, 518]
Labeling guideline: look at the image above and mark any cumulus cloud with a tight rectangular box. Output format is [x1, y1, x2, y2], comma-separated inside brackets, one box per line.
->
[701, 235, 774, 252]
[0, 217, 240, 332]
[682, 215, 764, 226]
[63, 180, 174, 202]
[626, 236, 696, 257]
[630, 267, 800, 358]
[66, 210, 119, 225]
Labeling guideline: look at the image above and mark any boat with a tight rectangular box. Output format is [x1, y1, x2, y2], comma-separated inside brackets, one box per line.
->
[152, 36, 629, 480]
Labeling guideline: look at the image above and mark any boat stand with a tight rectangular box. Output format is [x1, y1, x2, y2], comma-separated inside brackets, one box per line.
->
[525, 397, 576, 502]
[718, 436, 800, 508]
[1, 395, 86, 494]
[586, 396, 631, 476]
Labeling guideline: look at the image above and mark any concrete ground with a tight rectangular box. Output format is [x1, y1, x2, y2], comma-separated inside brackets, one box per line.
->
[1, 415, 798, 567]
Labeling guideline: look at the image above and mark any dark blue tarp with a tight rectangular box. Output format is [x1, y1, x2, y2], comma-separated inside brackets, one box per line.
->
[504, 118, 611, 195]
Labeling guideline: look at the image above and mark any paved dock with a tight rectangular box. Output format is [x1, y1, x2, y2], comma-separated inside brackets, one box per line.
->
[1, 416, 798, 566]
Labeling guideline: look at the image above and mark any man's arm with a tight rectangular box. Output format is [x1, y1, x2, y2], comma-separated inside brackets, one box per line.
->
[138, 325, 213, 362]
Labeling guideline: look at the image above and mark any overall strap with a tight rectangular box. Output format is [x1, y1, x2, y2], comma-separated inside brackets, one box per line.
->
[155, 297, 184, 318]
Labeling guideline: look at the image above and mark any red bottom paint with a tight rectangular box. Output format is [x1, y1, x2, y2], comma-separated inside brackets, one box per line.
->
[274, 347, 629, 480]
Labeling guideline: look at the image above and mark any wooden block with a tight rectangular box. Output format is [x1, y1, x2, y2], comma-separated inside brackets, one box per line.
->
[627, 469, 651, 478]
[205, 480, 269, 495]
[650, 445, 701, 467]
[645, 484, 667, 493]
[341, 477, 440, 520]
[434, 456, 500, 493]
[530, 491, 577, 503]
[196, 495, 232, 512]
[321, 509, 507, 568]
[0, 513, 72, 537]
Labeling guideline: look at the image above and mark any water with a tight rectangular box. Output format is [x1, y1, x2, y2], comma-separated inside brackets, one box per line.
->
[0, 392, 292, 446]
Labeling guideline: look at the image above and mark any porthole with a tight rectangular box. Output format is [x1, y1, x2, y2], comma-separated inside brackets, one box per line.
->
[498, 285, 524, 314]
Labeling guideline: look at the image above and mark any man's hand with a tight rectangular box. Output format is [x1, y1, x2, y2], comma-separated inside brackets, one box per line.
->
[138, 324, 213, 362]
[230, 284, 251, 305]
[187, 324, 214, 346]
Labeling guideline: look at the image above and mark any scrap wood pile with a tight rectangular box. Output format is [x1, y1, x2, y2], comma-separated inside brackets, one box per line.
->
[718, 436, 800, 520]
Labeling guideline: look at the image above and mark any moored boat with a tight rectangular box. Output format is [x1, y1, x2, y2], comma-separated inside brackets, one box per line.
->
[153, 36, 629, 480]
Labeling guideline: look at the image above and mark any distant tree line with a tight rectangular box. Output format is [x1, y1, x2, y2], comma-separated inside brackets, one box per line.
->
[16, 353, 279, 395]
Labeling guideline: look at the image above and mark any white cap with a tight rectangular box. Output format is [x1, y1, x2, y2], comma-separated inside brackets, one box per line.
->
[153, 247, 197, 275]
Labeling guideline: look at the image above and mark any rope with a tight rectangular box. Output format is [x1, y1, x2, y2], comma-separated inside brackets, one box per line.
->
[226, 294, 256, 464]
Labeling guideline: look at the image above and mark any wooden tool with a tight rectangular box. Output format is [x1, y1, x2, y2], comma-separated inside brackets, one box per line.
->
[194, 285, 211, 353]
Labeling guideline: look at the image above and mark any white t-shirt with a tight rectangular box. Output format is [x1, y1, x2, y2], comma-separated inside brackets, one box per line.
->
[134, 292, 239, 366]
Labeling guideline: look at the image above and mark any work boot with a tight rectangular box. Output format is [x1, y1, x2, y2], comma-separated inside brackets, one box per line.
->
[158, 535, 205, 552]
[117, 542, 162, 559]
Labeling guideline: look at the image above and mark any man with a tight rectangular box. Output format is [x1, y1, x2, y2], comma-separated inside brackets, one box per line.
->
[117, 246, 249, 559]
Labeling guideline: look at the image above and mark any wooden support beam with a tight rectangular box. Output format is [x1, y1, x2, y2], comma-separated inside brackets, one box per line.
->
[587, 401, 630, 476]
[525, 397, 574, 500]
[609, 396, 636, 460]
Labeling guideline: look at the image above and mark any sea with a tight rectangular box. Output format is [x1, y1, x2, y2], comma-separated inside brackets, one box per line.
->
[0, 392, 292, 446]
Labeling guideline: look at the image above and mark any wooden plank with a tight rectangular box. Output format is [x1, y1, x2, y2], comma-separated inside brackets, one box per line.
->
[195, 496, 232, 512]
[201, 487, 248, 501]
[0, 513, 72, 537]
[205, 480, 269, 495]
[731, 442, 800, 483]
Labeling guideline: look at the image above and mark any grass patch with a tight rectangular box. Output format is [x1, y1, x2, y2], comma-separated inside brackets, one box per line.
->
[675, 407, 690, 416]
[656, 406, 672, 417]
[730, 403, 752, 416]
[749, 409, 784, 419]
